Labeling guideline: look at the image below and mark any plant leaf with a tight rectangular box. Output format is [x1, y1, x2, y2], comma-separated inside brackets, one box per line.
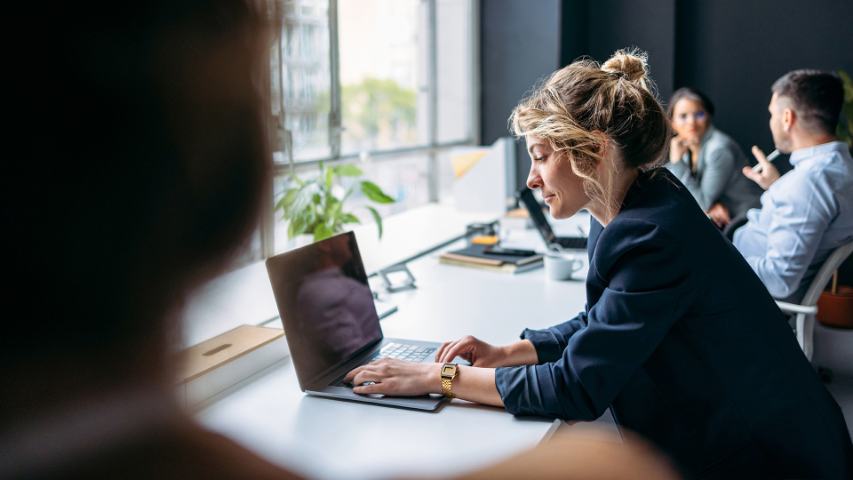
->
[334, 164, 363, 177]
[324, 165, 334, 191]
[287, 214, 307, 239]
[314, 223, 335, 242]
[340, 212, 361, 224]
[365, 206, 383, 238]
[290, 175, 305, 187]
[275, 188, 299, 213]
[361, 181, 395, 204]
[324, 195, 341, 219]
[287, 188, 314, 220]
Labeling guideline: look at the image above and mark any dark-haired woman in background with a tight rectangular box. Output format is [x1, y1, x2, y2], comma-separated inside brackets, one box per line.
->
[666, 87, 761, 227]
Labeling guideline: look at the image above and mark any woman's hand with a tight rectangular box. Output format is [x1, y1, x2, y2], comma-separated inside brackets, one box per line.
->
[344, 358, 439, 396]
[669, 136, 688, 163]
[669, 135, 701, 166]
[707, 202, 731, 228]
[435, 336, 537, 368]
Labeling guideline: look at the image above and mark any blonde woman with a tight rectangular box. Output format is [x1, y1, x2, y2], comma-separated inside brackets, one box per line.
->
[345, 50, 853, 478]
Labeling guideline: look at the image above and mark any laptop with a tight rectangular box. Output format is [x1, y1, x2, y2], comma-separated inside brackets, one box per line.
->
[517, 187, 587, 251]
[265, 231, 448, 411]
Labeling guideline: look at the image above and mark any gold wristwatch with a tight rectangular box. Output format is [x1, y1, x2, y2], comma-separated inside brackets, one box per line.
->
[440, 363, 458, 398]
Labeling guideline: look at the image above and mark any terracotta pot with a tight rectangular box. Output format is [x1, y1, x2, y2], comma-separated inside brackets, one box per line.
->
[817, 285, 853, 329]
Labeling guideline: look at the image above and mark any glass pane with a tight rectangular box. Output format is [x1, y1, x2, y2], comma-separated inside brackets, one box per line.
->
[436, 0, 473, 143]
[275, 0, 332, 161]
[355, 153, 431, 216]
[273, 153, 431, 253]
[338, 0, 428, 154]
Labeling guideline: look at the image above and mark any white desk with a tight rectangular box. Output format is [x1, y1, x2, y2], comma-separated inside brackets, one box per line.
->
[196, 236, 591, 479]
[181, 203, 501, 348]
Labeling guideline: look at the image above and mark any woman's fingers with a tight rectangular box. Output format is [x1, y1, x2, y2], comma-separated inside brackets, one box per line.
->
[437, 339, 464, 363]
[350, 366, 379, 386]
[353, 380, 385, 394]
[350, 360, 426, 396]
[434, 340, 453, 363]
[440, 340, 474, 364]
[344, 364, 367, 383]
[437, 340, 464, 363]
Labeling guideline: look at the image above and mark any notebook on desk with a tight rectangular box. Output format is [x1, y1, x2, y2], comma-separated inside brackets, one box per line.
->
[266, 231, 452, 411]
[517, 187, 587, 251]
[439, 244, 543, 274]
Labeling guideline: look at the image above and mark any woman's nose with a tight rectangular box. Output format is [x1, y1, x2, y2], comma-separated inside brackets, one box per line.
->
[526, 166, 541, 190]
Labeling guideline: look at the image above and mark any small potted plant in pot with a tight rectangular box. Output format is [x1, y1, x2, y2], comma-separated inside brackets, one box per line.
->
[276, 162, 395, 243]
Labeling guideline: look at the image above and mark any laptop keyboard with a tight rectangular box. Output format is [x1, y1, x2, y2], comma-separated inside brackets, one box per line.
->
[334, 343, 436, 386]
[370, 342, 437, 363]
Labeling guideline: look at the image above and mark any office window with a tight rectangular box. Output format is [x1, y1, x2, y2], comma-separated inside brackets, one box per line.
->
[260, 0, 477, 259]
[339, 0, 427, 153]
[436, 0, 475, 143]
[273, 0, 332, 160]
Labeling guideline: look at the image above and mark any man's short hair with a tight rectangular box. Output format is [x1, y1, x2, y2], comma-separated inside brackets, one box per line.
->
[771, 69, 843, 135]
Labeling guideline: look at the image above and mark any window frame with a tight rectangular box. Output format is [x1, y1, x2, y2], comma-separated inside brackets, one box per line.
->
[256, 0, 480, 261]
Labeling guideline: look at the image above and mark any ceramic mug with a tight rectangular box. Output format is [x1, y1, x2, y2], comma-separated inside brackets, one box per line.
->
[544, 252, 584, 281]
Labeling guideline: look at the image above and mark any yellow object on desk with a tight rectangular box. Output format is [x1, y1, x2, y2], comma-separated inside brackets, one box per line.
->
[470, 235, 499, 245]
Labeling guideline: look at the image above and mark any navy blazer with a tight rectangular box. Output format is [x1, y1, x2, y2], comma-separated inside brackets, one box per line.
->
[495, 169, 853, 478]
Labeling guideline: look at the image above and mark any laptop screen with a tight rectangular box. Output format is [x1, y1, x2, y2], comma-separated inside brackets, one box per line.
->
[518, 187, 557, 244]
[266, 232, 382, 389]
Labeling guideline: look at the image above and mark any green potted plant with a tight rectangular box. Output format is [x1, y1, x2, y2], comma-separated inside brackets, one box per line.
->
[276, 162, 395, 242]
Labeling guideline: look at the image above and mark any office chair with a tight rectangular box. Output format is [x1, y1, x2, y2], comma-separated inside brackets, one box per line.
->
[775, 240, 853, 362]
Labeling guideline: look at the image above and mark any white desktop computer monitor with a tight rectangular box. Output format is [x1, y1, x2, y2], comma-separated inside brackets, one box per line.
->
[450, 137, 516, 215]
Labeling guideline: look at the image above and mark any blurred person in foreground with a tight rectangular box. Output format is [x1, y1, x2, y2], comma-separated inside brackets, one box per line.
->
[1, 1, 297, 478]
[0, 2, 676, 479]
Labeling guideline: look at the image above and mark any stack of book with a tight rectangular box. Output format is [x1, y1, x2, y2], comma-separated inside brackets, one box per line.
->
[438, 244, 543, 274]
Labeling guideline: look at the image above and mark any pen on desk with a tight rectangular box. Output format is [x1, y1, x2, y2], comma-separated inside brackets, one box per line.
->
[751, 149, 780, 173]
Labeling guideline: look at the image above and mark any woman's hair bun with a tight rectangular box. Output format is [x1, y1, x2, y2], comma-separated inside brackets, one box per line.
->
[601, 48, 649, 88]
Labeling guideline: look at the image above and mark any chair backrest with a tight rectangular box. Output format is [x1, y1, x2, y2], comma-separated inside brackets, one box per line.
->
[801, 241, 853, 306]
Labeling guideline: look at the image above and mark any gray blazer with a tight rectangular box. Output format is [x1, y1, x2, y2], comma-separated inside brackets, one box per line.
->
[666, 126, 761, 218]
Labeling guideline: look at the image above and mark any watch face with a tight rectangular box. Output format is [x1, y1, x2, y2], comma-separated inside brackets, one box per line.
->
[441, 364, 457, 377]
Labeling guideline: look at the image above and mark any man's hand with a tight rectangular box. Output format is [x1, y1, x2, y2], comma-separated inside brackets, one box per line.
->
[742, 145, 781, 190]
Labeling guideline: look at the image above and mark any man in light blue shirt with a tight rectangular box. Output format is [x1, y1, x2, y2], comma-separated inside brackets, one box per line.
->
[736, 70, 853, 303]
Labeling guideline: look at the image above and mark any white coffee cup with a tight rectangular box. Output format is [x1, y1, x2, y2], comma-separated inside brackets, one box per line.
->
[544, 252, 584, 281]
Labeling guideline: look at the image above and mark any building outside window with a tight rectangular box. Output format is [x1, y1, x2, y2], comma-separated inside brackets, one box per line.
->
[249, 0, 477, 260]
